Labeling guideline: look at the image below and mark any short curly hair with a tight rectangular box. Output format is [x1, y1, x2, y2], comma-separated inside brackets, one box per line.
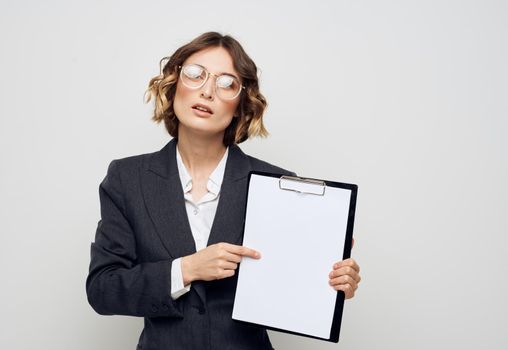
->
[144, 32, 268, 146]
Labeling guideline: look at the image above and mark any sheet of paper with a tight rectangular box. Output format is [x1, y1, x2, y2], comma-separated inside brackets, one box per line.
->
[232, 174, 352, 339]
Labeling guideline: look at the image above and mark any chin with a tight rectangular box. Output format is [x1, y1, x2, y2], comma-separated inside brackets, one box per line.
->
[179, 115, 232, 135]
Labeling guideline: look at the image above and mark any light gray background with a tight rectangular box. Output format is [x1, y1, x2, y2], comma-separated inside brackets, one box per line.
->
[1, 0, 506, 349]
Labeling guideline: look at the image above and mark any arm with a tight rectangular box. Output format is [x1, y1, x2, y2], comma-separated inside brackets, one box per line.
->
[85, 160, 183, 318]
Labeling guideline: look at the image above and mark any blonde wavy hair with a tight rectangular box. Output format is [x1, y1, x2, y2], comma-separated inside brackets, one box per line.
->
[144, 32, 268, 146]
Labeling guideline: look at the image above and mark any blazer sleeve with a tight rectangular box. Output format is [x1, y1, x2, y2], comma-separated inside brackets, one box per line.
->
[86, 160, 183, 318]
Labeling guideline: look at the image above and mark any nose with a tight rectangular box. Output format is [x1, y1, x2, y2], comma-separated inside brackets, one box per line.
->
[200, 76, 215, 101]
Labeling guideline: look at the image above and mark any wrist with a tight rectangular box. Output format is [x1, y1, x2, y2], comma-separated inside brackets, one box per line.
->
[181, 255, 195, 285]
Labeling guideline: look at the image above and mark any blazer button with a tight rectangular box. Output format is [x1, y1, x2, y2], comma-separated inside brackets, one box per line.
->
[151, 304, 158, 312]
[161, 303, 169, 311]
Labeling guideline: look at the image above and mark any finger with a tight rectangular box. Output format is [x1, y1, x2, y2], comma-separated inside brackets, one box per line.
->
[329, 266, 361, 283]
[215, 245, 248, 262]
[334, 258, 359, 271]
[352, 238, 355, 249]
[333, 284, 355, 299]
[218, 269, 236, 279]
[221, 251, 242, 264]
[220, 243, 260, 259]
[333, 258, 360, 273]
[218, 260, 238, 270]
[329, 275, 358, 291]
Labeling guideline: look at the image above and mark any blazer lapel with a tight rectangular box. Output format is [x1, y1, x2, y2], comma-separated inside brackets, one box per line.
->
[207, 144, 252, 247]
[142, 139, 197, 259]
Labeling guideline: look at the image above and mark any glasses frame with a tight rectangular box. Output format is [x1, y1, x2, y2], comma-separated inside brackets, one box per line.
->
[178, 64, 245, 100]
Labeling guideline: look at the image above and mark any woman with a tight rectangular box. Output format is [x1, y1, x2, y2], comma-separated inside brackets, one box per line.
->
[86, 31, 361, 350]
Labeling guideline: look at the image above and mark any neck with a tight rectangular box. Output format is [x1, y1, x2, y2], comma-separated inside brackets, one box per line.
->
[176, 127, 227, 180]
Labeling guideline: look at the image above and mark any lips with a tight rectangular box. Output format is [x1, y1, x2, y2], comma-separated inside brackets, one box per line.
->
[191, 103, 214, 114]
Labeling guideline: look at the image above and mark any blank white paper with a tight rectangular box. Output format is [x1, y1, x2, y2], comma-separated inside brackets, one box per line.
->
[232, 174, 352, 339]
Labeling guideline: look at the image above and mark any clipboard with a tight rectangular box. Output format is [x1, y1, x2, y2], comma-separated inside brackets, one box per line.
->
[232, 171, 358, 343]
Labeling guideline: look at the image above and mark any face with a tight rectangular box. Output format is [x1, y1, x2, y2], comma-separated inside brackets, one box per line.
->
[173, 46, 241, 140]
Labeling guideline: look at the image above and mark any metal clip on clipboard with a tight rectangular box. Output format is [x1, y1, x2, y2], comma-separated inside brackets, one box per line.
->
[278, 175, 327, 196]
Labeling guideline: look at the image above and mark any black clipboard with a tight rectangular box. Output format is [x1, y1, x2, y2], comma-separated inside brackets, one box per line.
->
[232, 171, 358, 343]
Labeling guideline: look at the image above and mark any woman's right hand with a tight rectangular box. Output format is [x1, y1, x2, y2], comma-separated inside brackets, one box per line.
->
[181, 243, 261, 285]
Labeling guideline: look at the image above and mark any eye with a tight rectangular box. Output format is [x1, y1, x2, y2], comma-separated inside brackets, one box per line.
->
[183, 64, 204, 79]
[216, 75, 235, 89]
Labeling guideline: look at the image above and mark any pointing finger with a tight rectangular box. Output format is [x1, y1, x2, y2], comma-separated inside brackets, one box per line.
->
[220, 243, 261, 259]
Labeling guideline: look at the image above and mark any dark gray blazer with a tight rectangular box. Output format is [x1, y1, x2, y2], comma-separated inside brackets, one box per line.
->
[86, 139, 295, 350]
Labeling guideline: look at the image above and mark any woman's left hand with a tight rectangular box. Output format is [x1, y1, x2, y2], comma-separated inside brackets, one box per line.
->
[328, 239, 361, 299]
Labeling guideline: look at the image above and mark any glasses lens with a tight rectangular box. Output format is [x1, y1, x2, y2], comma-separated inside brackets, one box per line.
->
[216, 75, 241, 100]
[181, 64, 206, 88]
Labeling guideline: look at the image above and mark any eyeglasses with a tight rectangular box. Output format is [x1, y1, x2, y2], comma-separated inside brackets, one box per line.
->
[178, 64, 244, 100]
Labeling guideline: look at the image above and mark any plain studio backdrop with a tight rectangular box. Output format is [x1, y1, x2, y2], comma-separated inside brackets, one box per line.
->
[1, 0, 506, 349]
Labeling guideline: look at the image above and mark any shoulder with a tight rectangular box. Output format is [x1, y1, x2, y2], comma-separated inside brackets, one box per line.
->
[103, 148, 162, 186]
[106, 151, 153, 174]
